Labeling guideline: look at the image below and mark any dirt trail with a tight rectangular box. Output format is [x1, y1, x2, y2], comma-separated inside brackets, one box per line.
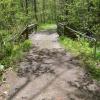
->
[0, 31, 100, 100]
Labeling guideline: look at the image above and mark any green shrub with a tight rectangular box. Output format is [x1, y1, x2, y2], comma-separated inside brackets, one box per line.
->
[21, 40, 32, 52]
[11, 44, 23, 61]
[59, 36, 100, 80]
[84, 59, 100, 80]
[59, 36, 92, 56]
[0, 40, 32, 69]
[96, 47, 100, 60]
[4, 42, 13, 56]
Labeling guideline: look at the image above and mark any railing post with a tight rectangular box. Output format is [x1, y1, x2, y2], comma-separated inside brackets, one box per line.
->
[63, 24, 66, 36]
[94, 40, 97, 58]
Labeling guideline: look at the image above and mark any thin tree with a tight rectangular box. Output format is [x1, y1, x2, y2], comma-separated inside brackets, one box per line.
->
[25, 0, 28, 14]
[33, 0, 38, 22]
[42, 0, 46, 23]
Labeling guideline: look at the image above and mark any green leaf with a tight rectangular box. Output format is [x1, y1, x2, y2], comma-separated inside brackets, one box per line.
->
[0, 64, 4, 71]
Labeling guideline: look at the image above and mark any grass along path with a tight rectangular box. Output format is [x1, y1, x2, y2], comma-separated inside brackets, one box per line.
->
[59, 36, 100, 80]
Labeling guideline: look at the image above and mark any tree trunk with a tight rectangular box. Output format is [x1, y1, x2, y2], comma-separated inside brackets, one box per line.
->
[25, 0, 28, 14]
[33, 0, 38, 22]
[42, 0, 46, 23]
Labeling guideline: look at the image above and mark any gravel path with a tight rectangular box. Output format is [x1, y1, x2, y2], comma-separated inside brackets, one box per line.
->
[0, 31, 100, 100]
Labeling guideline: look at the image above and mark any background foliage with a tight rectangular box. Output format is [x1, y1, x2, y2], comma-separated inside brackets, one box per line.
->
[0, 0, 100, 79]
[59, 0, 100, 38]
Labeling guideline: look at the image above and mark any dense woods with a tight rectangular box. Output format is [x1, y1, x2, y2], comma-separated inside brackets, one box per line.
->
[0, 0, 59, 65]
[60, 0, 100, 39]
[0, 0, 100, 80]
[0, 0, 99, 34]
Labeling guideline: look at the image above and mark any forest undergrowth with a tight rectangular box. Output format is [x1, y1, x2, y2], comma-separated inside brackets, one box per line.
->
[59, 36, 100, 80]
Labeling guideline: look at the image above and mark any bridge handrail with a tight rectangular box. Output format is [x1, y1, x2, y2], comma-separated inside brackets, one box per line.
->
[57, 23, 98, 58]
[6, 24, 37, 42]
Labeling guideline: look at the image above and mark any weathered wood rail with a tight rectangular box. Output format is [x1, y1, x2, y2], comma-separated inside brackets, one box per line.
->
[0, 24, 38, 60]
[20, 24, 37, 39]
[6, 24, 38, 42]
[19, 23, 38, 40]
[57, 22, 98, 58]
[57, 23, 77, 38]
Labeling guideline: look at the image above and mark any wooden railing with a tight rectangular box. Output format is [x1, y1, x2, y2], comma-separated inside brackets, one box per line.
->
[16, 24, 37, 41]
[0, 24, 38, 60]
[6, 24, 38, 42]
[57, 23, 98, 58]
[0, 23, 38, 52]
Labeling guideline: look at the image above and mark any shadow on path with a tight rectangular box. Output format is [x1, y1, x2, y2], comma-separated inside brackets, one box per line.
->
[7, 77, 31, 100]
[28, 70, 67, 100]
